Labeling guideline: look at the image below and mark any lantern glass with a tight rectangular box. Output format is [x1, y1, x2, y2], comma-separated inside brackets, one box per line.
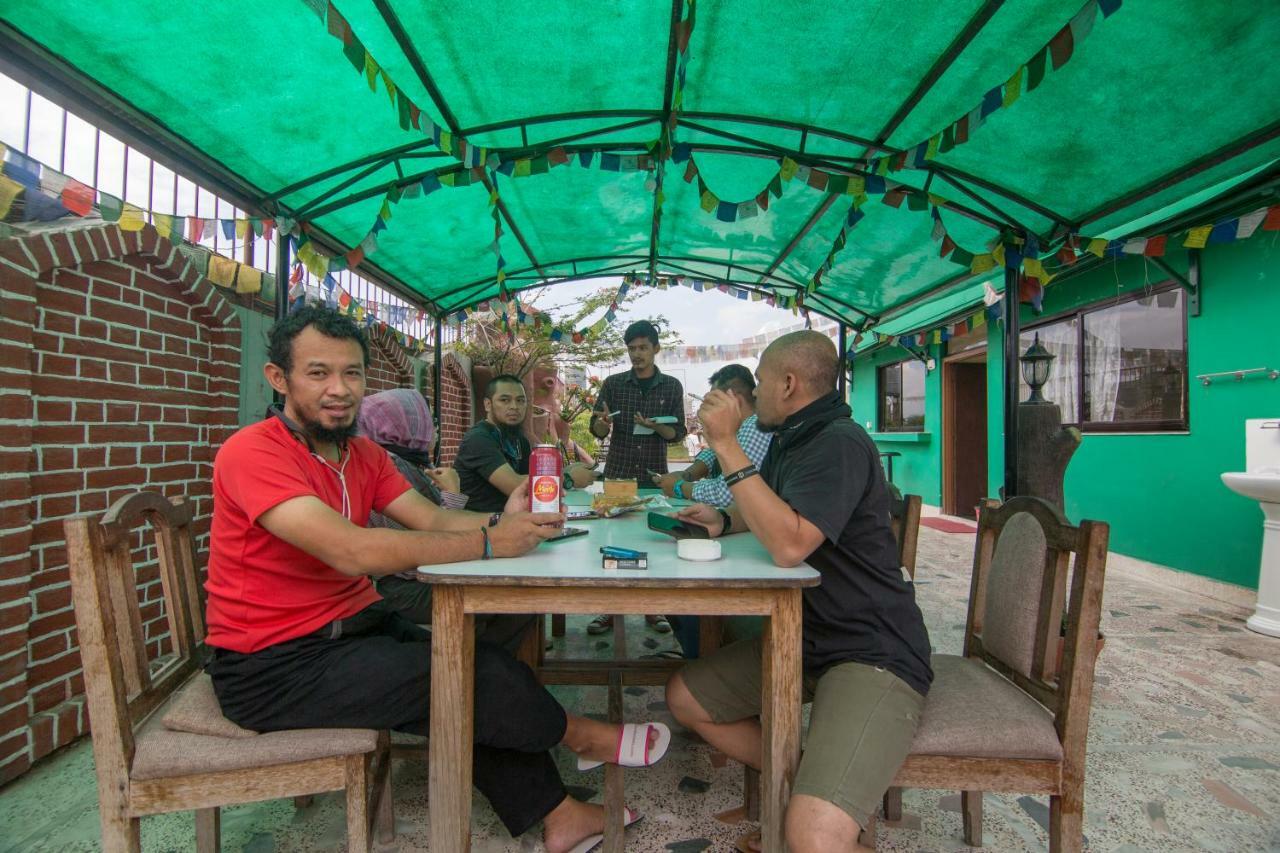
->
[1020, 332, 1055, 403]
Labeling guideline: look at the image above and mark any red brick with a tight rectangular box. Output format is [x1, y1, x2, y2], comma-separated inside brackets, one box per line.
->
[37, 311, 77, 336]
[137, 366, 164, 386]
[147, 463, 197, 482]
[108, 326, 138, 347]
[86, 468, 143, 490]
[31, 330, 62, 353]
[37, 353, 76, 376]
[28, 711, 53, 758]
[86, 227, 111, 259]
[79, 359, 107, 380]
[61, 334, 147, 365]
[87, 297, 148, 330]
[84, 260, 135, 288]
[119, 287, 142, 306]
[24, 235, 54, 271]
[70, 229, 95, 264]
[108, 362, 137, 384]
[29, 470, 83, 494]
[0, 449, 29, 476]
[35, 400, 73, 422]
[153, 425, 199, 442]
[137, 404, 161, 421]
[0, 601, 32, 630]
[28, 632, 68, 662]
[79, 491, 107, 513]
[29, 423, 83, 445]
[108, 446, 137, 466]
[76, 318, 107, 339]
[150, 315, 199, 340]
[38, 446, 75, 471]
[88, 424, 149, 443]
[74, 401, 105, 423]
[140, 445, 163, 464]
[37, 287, 85, 316]
[38, 495, 77, 518]
[27, 648, 78, 685]
[76, 446, 107, 468]
[45, 232, 74, 267]
[107, 402, 138, 421]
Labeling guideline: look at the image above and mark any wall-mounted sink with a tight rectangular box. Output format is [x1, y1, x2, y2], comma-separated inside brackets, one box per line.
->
[1225, 420, 1280, 638]
[1221, 470, 1280, 504]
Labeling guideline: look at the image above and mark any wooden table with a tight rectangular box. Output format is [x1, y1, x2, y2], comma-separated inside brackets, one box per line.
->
[418, 493, 819, 852]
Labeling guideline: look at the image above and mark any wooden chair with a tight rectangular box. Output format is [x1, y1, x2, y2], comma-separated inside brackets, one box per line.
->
[876, 496, 1110, 852]
[887, 483, 923, 579]
[64, 492, 394, 852]
[741, 489, 925, 824]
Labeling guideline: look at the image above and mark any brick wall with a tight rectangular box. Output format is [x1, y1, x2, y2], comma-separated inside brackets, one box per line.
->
[427, 352, 472, 466]
[0, 224, 240, 784]
[364, 322, 415, 394]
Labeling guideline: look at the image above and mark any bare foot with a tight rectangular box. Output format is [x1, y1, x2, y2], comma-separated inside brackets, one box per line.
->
[562, 716, 659, 764]
[542, 796, 604, 853]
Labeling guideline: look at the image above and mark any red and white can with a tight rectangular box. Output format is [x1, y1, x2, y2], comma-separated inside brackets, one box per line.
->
[528, 444, 563, 513]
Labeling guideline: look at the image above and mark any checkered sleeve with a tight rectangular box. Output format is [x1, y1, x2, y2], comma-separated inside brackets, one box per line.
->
[689, 415, 772, 507]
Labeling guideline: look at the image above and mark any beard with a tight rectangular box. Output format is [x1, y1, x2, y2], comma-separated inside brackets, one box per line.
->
[298, 408, 360, 446]
[756, 415, 783, 433]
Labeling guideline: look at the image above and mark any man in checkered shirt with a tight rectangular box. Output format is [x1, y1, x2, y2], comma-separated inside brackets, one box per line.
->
[653, 364, 771, 508]
[588, 319, 686, 635]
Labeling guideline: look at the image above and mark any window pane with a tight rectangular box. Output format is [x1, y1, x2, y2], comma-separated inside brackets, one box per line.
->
[175, 177, 197, 217]
[96, 131, 125, 199]
[62, 114, 96, 185]
[151, 162, 175, 214]
[0, 73, 27, 150]
[26, 92, 63, 167]
[1019, 317, 1080, 421]
[878, 364, 902, 430]
[1082, 289, 1186, 426]
[900, 360, 926, 430]
[125, 147, 151, 206]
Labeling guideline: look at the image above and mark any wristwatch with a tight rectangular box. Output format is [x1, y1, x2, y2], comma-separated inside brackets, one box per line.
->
[673, 479, 687, 499]
[488, 512, 502, 527]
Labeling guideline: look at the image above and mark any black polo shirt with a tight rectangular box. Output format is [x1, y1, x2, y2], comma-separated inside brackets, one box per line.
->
[760, 394, 933, 695]
[454, 422, 530, 513]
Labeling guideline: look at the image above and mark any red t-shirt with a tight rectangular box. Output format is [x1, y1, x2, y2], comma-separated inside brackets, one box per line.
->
[205, 416, 411, 653]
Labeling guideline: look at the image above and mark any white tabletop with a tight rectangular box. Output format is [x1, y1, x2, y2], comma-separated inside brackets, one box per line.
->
[417, 492, 820, 588]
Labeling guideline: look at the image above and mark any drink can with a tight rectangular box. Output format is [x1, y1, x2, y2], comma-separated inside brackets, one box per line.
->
[529, 444, 563, 513]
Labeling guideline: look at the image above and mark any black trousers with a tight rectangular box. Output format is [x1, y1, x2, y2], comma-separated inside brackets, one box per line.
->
[374, 574, 536, 653]
[207, 602, 568, 837]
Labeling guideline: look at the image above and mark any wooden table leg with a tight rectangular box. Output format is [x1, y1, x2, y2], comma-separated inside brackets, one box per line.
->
[429, 585, 475, 853]
[700, 615, 724, 656]
[603, 669, 626, 853]
[760, 589, 802, 853]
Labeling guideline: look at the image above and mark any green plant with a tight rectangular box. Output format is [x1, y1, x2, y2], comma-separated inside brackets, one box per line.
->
[456, 284, 681, 377]
[569, 411, 600, 459]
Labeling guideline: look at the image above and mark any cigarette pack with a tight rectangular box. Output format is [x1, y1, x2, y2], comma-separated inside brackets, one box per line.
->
[602, 556, 648, 570]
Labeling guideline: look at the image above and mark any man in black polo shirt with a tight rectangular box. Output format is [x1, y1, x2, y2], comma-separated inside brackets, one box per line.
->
[455, 373, 595, 513]
[666, 330, 932, 852]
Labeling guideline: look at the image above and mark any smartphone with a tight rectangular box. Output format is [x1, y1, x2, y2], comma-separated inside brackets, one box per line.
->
[647, 511, 709, 540]
[546, 526, 589, 542]
[567, 510, 598, 521]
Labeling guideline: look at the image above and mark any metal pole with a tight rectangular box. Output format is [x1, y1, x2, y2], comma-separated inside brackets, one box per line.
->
[432, 315, 444, 466]
[1002, 262, 1020, 500]
[274, 230, 289, 321]
[836, 324, 847, 400]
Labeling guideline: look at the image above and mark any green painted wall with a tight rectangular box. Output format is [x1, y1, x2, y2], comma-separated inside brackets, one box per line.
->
[855, 235, 1279, 590]
[234, 303, 274, 427]
[1049, 239, 1278, 589]
[851, 343, 943, 506]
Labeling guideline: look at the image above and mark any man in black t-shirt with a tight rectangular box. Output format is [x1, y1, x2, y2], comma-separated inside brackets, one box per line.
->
[455, 374, 595, 513]
[666, 331, 932, 853]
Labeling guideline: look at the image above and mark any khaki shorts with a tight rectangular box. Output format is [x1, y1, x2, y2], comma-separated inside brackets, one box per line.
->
[680, 635, 923, 828]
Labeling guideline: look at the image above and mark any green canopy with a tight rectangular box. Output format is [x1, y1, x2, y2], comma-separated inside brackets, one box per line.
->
[3, 0, 1277, 325]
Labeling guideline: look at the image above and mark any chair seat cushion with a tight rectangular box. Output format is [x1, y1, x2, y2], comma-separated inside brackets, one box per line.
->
[161, 673, 256, 739]
[134, 683, 379, 780]
[908, 655, 1062, 761]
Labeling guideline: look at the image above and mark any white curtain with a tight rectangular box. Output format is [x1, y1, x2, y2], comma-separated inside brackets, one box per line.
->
[1085, 312, 1123, 422]
[1025, 320, 1078, 420]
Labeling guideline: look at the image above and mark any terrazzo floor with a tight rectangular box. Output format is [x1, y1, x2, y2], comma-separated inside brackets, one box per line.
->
[2, 523, 1278, 852]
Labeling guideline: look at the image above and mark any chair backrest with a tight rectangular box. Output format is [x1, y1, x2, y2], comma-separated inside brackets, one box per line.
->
[964, 496, 1109, 762]
[886, 484, 923, 579]
[64, 492, 205, 771]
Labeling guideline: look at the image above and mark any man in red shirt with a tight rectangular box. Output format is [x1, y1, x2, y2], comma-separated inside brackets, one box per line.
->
[205, 306, 662, 852]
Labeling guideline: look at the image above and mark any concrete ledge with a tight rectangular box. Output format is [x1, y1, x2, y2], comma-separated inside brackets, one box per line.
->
[870, 431, 932, 444]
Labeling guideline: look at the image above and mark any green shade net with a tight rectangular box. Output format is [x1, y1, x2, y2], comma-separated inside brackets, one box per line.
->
[4, 0, 1277, 323]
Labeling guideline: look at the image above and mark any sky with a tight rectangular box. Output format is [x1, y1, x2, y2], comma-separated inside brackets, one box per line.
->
[521, 275, 802, 392]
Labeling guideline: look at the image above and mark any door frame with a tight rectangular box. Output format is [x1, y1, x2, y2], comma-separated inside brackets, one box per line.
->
[941, 345, 988, 517]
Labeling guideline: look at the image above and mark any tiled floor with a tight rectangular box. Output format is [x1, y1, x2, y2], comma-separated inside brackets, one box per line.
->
[2, 523, 1278, 852]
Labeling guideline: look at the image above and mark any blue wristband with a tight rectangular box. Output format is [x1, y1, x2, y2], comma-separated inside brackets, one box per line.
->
[673, 479, 686, 499]
[480, 526, 492, 560]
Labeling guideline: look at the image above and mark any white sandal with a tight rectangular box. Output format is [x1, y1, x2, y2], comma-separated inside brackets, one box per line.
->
[566, 807, 642, 853]
[577, 722, 671, 771]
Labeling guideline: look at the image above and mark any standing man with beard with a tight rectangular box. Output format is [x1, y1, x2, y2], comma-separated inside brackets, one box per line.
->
[203, 306, 668, 852]
[454, 373, 595, 514]
[587, 319, 686, 635]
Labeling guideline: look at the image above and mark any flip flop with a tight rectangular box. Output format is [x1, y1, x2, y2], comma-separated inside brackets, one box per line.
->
[577, 722, 671, 771]
[566, 807, 642, 853]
